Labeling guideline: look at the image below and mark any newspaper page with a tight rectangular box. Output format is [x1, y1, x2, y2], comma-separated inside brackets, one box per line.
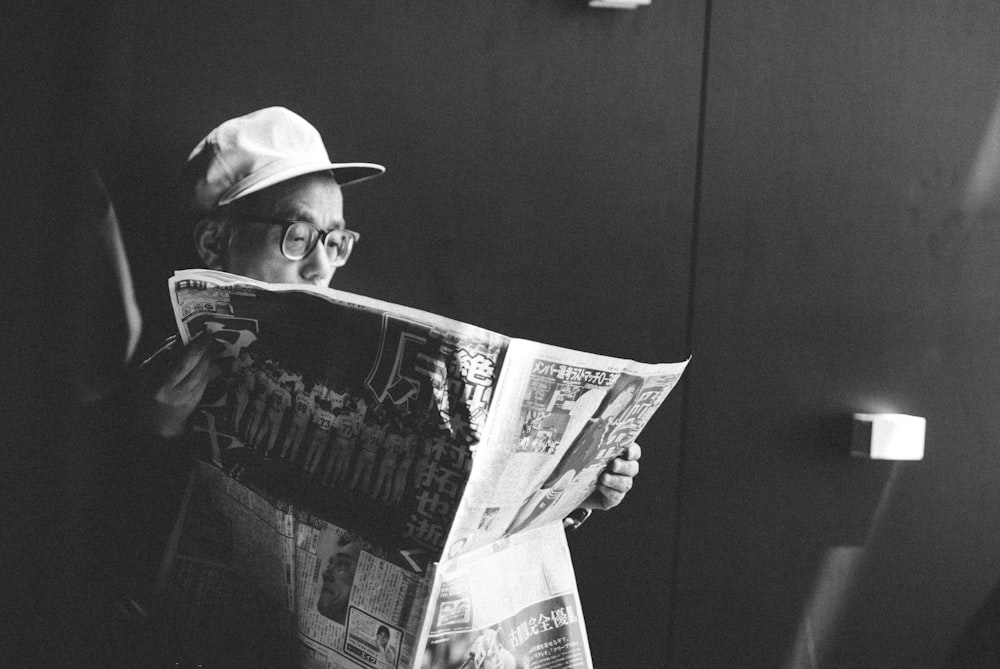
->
[161, 269, 689, 668]
[163, 269, 510, 667]
[442, 339, 689, 558]
[418, 521, 591, 669]
[157, 460, 299, 666]
[293, 513, 433, 669]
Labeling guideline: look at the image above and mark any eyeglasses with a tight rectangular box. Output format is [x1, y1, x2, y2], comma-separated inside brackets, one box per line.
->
[243, 216, 360, 266]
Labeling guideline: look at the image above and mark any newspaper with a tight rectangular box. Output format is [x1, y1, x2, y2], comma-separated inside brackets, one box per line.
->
[158, 268, 688, 669]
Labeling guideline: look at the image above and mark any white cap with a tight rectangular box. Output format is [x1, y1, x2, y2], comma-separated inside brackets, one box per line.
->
[186, 106, 384, 212]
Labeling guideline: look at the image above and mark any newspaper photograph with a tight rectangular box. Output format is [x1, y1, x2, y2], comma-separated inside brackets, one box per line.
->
[169, 270, 508, 569]
[294, 513, 431, 669]
[442, 340, 689, 558]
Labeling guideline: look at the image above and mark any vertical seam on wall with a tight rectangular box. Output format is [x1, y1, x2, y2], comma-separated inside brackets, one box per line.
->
[667, 0, 712, 665]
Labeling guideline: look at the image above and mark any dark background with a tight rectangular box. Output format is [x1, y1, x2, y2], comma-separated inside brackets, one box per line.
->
[8, 1, 1000, 667]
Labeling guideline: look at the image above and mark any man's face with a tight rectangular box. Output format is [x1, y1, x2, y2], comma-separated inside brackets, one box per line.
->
[317, 539, 360, 623]
[377, 630, 389, 648]
[604, 385, 638, 419]
[223, 173, 346, 287]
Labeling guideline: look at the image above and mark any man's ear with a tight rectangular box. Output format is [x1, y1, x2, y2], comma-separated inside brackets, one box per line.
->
[194, 217, 231, 270]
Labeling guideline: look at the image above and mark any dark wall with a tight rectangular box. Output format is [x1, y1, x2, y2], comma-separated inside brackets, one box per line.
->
[678, 2, 1000, 668]
[25, 1, 1000, 667]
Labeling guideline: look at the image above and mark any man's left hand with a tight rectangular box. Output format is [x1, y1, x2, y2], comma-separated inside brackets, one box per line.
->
[581, 442, 641, 512]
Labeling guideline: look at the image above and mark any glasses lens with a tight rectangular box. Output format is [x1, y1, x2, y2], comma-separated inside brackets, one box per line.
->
[281, 223, 358, 265]
[325, 229, 357, 266]
[282, 222, 318, 260]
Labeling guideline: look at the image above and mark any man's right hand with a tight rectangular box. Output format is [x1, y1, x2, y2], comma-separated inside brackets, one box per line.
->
[136, 332, 218, 438]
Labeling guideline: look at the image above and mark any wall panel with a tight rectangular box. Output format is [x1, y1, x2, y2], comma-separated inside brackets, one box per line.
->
[679, 2, 1000, 667]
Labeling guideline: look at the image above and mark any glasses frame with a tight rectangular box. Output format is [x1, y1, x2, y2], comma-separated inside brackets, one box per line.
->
[241, 215, 360, 267]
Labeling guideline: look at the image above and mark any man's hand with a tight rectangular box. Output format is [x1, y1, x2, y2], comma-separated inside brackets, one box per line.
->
[580, 442, 641, 512]
[136, 333, 218, 438]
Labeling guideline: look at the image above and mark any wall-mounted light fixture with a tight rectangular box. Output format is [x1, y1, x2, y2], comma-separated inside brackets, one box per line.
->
[588, 0, 651, 9]
[851, 413, 925, 461]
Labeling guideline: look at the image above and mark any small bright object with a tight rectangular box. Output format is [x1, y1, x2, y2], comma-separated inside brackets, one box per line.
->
[588, 0, 651, 8]
[851, 413, 925, 461]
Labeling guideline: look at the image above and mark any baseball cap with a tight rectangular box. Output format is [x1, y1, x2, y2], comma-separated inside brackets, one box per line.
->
[186, 106, 385, 212]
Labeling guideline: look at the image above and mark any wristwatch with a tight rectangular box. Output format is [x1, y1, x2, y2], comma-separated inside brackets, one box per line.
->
[562, 507, 592, 531]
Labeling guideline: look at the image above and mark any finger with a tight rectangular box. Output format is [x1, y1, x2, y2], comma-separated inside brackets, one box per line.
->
[162, 334, 215, 386]
[608, 457, 639, 478]
[599, 470, 634, 495]
[623, 442, 642, 461]
[171, 352, 215, 399]
[593, 482, 627, 510]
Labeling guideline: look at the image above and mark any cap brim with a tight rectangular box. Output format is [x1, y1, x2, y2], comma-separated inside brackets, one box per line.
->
[331, 163, 386, 186]
[218, 161, 385, 207]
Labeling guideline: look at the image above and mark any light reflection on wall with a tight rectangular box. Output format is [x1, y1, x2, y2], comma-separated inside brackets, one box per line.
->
[782, 463, 902, 669]
[963, 91, 1000, 216]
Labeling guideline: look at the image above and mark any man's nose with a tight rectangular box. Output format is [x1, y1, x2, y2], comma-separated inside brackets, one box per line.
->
[300, 244, 335, 285]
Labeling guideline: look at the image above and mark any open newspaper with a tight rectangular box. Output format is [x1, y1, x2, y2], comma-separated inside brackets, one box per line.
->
[159, 269, 688, 669]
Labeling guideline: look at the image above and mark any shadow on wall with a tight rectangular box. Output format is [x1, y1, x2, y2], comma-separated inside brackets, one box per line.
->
[782, 461, 903, 669]
[942, 580, 1000, 669]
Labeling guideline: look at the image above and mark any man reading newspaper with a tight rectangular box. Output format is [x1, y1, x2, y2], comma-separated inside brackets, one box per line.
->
[129, 107, 643, 667]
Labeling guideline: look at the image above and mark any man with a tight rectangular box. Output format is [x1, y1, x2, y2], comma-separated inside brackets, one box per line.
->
[350, 411, 386, 494]
[390, 423, 420, 504]
[371, 421, 404, 502]
[375, 625, 397, 667]
[317, 533, 361, 625]
[128, 106, 642, 669]
[137, 105, 639, 531]
[247, 361, 277, 450]
[299, 399, 334, 474]
[259, 378, 293, 457]
[279, 375, 317, 463]
[322, 400, 360, 485]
